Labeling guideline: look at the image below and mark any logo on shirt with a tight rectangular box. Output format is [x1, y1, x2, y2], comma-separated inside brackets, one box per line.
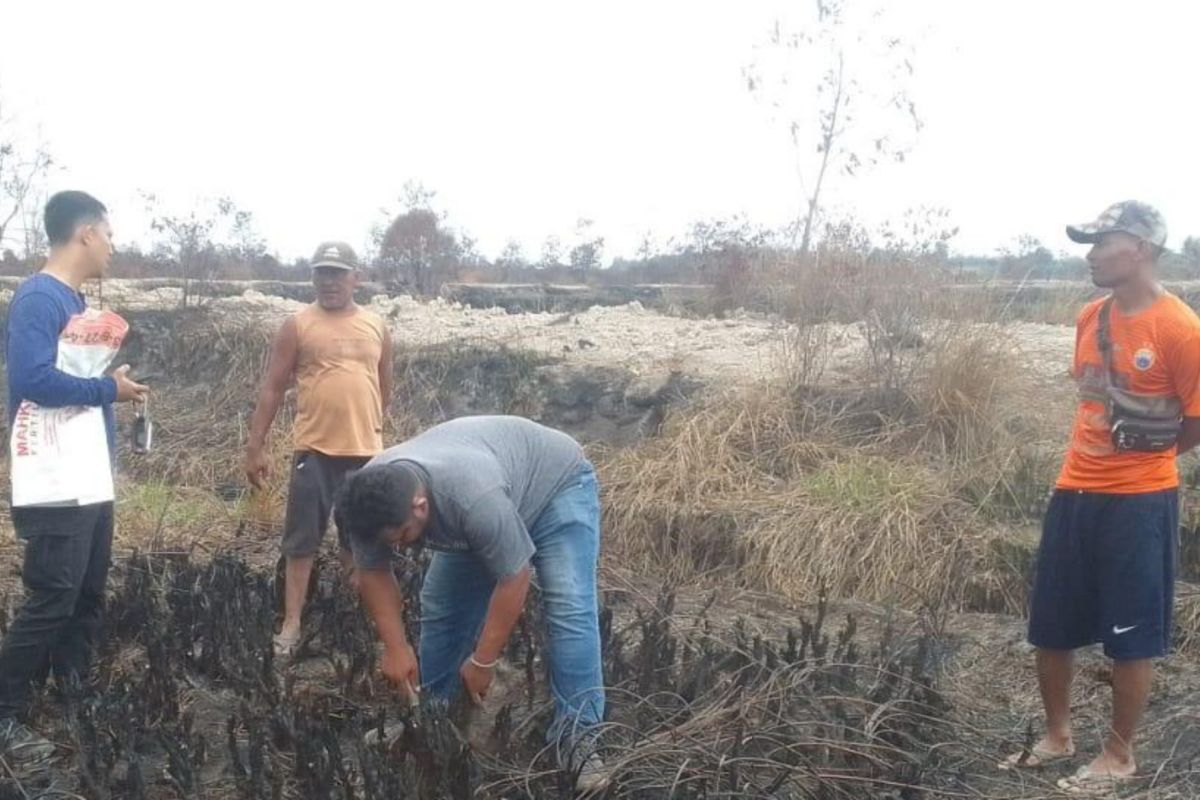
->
[1133, 348, 1155, 371]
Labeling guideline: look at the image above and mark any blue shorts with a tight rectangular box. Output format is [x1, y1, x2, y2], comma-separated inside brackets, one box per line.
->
[1028, 489, 1177, 660]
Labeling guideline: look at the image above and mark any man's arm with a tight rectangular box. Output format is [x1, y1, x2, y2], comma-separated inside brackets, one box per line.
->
[8, 293, 118, 408]
[460, 561, 533, 704]
[378, 326, 394, 417]
[358, 568, 409, 652]
[472, 564, 532, 663]
[244, 318, 299, 488]
[1178, 417, 1200, 454]
[1168, 322, 1200, 456]
[358, 567, 419, 698]
[456, 494, 538, 701]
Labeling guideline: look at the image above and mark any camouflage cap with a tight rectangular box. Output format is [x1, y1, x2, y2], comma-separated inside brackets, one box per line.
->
[1066, 201, 1167, 249]
[311, 241, 359, 270]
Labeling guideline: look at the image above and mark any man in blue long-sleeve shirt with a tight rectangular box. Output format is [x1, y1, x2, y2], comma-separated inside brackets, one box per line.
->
[0, 191, 147, 764]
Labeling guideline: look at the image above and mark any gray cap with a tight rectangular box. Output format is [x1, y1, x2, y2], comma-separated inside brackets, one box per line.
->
[311, 241, 359, 270]
[1066, 201, 1167, 249]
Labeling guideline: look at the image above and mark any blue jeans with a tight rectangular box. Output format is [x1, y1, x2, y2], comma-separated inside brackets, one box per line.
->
[418, 461, 605, 743]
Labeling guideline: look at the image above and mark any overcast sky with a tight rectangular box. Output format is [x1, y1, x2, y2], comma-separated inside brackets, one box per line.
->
[1, 0, 1196, 262]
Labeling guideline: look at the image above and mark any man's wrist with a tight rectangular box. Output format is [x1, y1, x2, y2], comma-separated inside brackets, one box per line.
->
[469, 652, 500, 670]
[384, 633, 410, 653]
[473, 637, 504, 664]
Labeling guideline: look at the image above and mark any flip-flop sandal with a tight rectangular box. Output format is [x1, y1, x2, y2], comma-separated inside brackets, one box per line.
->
[998, 746, 1076, 770]
[1056, 765, 1136, 795]
[273, 630, 301, 658]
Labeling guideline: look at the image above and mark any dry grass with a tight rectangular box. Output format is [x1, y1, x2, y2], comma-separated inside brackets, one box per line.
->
[114, 479, 282, 557]
[743, 457, 982, 608]
[1176, 585, 1200, 658]
[985, 280, 1097, 325]
[122, 309, 280, 489]
[600, 401, 1029, 613]
[597, 382, 822, 578]
[599, 317, 1050, 615]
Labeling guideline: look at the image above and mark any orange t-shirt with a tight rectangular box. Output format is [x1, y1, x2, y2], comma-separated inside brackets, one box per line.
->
[292, 304, 388, 457]
[1057, 292, 1200, 493]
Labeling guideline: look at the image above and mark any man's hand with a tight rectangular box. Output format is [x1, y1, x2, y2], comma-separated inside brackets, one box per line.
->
[381, 641, 420, 701]
[460, 656, 495, 705]
[244, 447, 271, 489]
[112, 365, 149, 403]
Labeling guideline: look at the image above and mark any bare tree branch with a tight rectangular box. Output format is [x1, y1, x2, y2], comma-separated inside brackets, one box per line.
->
[747, 2, 921, 256]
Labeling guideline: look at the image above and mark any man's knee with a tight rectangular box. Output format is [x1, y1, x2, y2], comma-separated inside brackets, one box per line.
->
[72, 586, 105, 616]
[541, 590, 598, 638]
[538, 560, 598, 625]
[16, 585, 82, 628]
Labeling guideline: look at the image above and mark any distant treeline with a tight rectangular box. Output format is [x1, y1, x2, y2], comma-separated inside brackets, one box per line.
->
[3, 207, 1198, 293]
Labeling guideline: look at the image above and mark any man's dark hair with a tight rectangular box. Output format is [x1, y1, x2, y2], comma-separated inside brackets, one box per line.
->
[44, 191, 107, 246]
[335, 463, 423, 549]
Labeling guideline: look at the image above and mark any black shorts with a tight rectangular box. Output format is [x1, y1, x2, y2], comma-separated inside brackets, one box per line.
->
[280, 451, 370, 558]
[1028, 488, 1177, 660]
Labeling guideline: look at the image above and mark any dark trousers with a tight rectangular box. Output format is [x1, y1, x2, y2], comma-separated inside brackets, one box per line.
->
[0, 503, 114, 719]
[1028, 489, 1176, 660]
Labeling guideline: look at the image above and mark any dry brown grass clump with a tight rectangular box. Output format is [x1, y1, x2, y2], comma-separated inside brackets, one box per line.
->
[112, 309, 296, 553]
[113, 479, 284, 560]
[597, 383, 825, 580]
[599, 321, 1051, 614]
[1175, 586, 1200, 658]
[599, 394, 1027, 613]
[742, 457, 1022, 612]
[121, 308, 280, 489]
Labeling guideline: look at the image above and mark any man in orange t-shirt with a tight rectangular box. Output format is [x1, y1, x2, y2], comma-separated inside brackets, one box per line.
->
[244, 242, 393, 657]
[1003, 202, 1200, 792]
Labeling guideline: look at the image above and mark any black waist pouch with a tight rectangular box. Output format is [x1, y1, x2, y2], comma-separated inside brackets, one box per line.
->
[1108, 401, 1181, 452]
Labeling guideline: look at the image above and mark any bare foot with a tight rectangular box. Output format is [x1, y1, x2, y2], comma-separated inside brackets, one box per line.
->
[999, 734, 1075, 770]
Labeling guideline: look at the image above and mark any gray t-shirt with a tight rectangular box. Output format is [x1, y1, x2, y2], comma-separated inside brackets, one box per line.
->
[351, 415, 584, 578]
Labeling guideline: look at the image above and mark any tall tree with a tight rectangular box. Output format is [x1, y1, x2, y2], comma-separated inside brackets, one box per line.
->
[746, 1, 921, 255]
[568, 218, 604, 273]
[496, 239, 527, 281]
[145, 194, 258, 305]
[376, 186, 462, 296]
[539, 235, 564, 271]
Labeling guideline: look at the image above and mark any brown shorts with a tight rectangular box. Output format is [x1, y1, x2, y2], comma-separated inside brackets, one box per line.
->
[280, 451, 370, 558]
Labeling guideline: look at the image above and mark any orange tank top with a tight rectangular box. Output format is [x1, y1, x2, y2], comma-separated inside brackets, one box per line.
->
[292, 304, 387, 457]
[1057, 292, 1200, 493]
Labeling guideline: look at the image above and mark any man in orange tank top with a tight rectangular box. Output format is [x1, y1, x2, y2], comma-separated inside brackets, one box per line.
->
[1002, 202, 1200, 792]
[243, 242, 393, 657]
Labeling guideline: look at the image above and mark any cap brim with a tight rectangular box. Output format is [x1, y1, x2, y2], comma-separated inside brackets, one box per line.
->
[1066, 225, 1103, 244]
[311, 260, 355, 270]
